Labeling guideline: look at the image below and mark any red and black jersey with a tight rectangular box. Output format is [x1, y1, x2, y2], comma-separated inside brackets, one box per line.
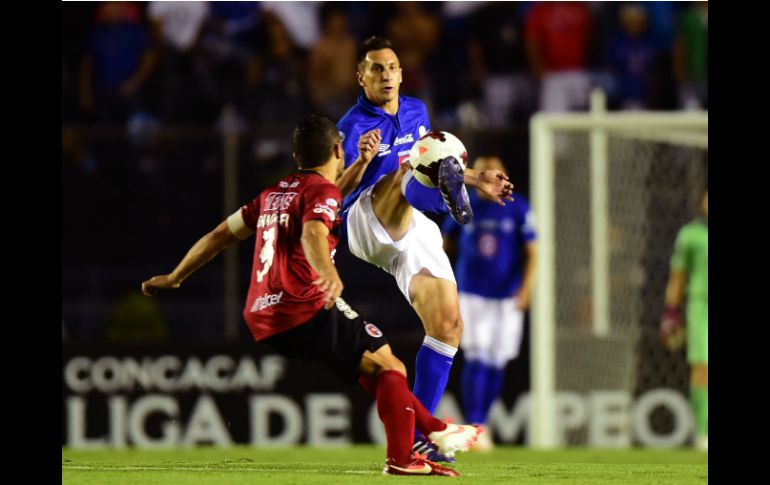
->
[239, 170, 342, 341]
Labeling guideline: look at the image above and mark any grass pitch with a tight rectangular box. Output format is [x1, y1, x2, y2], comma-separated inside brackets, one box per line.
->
[62, 445, 707, 484]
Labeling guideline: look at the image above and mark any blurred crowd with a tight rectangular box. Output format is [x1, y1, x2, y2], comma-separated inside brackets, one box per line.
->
[62, 1, 708, 131]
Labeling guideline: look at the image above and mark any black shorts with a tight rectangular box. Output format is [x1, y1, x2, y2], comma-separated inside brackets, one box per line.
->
[260, 299, 389, 385]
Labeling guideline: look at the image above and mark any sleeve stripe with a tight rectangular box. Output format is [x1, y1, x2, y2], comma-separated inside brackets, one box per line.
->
[227, 210, 255, 240]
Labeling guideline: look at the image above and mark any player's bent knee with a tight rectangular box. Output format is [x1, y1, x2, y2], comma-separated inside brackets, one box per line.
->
[426, 317, 463, 345]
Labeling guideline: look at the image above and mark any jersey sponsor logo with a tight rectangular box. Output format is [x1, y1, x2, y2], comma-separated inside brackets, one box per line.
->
[377, 143, 392, 157]
[326, 198, 338, 207]
[394, 133, 414, 146]
[264, 192, 298, 211]
[364, 323, 383, 338]
[249, 291, 284, 312]
[312, 203, 336, 221]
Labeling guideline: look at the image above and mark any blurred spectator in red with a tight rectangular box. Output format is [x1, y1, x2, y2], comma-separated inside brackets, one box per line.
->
[148, 1, 217, 123]
[468, 2, 534, 127]
[387, 2, 440, 99]
[673, 2, 707, 110]
[605, 3, 657, 110]
[525, 1, 593, 112]
[308, 5, 357, 119]
[79, 2, 159, 123]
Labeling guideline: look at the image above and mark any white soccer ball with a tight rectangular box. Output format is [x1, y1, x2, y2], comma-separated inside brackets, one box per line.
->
[408, 131, 468, 188]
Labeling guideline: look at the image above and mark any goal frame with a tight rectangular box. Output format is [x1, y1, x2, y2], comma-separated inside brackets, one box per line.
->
[529, 90, 708, 448]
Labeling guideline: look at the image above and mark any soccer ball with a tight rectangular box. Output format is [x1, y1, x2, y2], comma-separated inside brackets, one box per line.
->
[408, 131, 468, 188]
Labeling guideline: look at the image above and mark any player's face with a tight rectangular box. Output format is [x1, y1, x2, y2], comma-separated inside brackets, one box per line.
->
[358, 49, 402, 106]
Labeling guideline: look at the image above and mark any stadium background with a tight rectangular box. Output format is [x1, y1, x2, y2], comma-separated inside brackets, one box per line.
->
[62, 1, 707, 449]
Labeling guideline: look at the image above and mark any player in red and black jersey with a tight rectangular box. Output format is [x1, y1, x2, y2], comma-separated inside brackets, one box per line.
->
[141, 114, 480, 476]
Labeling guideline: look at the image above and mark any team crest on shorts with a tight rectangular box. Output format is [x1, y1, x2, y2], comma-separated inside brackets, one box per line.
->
[364, 323, 383, 338]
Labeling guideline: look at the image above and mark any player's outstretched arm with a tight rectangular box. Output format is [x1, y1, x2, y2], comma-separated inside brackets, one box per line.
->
[464, 168, 515, 206]
[301, 220, 343, 309]
[141, 220, 242, 297]
[336, 129, 381, 198]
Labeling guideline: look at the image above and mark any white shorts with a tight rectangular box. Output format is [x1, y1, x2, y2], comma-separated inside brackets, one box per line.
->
[346, 184, 456, 302]
[459, 292, 524, 368]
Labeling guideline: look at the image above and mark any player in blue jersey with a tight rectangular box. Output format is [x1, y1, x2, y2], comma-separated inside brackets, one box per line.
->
[442, 156, 537, 451]
[336, 36, 513, 461]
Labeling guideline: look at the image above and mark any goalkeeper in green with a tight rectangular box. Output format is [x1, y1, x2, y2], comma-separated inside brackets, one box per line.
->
[660, 189, 708, 451]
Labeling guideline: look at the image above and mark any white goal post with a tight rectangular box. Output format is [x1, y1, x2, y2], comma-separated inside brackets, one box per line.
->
[529, 90, 708, 448]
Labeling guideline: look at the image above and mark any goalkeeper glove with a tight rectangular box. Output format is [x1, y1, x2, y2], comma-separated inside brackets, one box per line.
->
[659, 306, 685, 351]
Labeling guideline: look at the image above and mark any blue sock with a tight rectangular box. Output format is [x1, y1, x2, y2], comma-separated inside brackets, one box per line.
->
[461, 359, 489, 425]
[480, 366, 506, 423]
[403, 172, 448, 214]
[412, 336, 457, 440]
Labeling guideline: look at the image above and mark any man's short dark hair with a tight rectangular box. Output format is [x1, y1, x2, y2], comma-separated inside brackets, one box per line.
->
[357, 36, 395, 70]
[293, 114, 340, 168]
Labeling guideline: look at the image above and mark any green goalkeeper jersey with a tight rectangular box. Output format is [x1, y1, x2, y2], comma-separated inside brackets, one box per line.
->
[670, 218, 708, 302]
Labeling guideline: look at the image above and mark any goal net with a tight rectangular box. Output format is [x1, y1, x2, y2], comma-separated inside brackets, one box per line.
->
[529, 91, 707, 448]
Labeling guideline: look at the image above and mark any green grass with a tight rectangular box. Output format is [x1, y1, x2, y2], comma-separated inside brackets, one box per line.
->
[62, 446, 707, 484]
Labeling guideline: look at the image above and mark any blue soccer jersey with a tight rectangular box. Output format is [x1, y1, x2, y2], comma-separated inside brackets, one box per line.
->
[337, 94, 430, 213]
[443, 191, 537, 298]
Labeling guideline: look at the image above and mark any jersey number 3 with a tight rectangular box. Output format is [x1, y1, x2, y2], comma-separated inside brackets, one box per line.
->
[256, 227, 276, 282]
